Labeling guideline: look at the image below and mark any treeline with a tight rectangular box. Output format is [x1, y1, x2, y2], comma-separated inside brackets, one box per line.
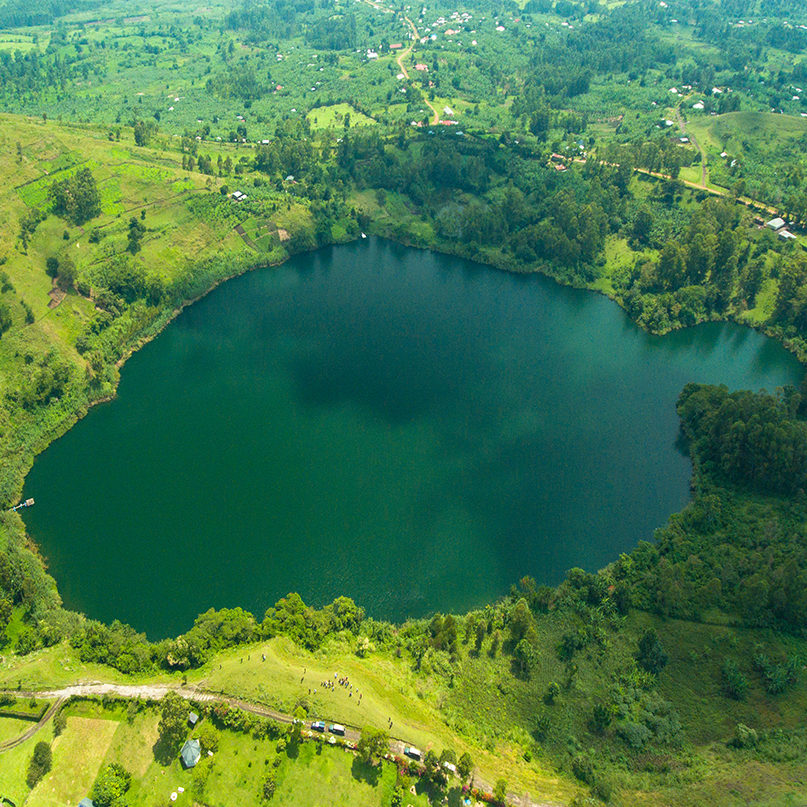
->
[66, 596, 366, 673]
[602, 383, 807, 632]
[512, 3, 673, 123]
[677, 383, 807, 496]
[224, 0, 309, 43]
[0, 0, 102, 27]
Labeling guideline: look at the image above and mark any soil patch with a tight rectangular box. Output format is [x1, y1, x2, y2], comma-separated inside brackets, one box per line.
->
[47, 288, 66, 309]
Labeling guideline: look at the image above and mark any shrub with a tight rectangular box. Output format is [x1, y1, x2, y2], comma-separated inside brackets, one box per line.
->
[196, 723, 219, 753]
[635, 629, 668, 675]
[616, 721, 652, 749]
[732, 723, 758, 748]
[53, 710, 67, 737]
[591, 777, 613, 802]
[753, 652, 799, 695]
[591, 703, 612, 733]
[91, 763, 132, 807]
[572, 754, 595, 784]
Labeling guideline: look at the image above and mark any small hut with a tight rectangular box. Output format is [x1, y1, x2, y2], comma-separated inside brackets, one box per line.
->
[180, 738, 202, 769]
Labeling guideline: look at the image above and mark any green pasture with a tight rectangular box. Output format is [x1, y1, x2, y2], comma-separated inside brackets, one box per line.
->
[689, 111, 807, 157]
[307, 104, 377, 130]
[0, 715, 34, 742]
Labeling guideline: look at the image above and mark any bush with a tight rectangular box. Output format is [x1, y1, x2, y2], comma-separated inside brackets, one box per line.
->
[90, 763, 131, 807]
[753, 652, 799, 695]
[263, 771, 277, 799]
[53, 710, 67, 736]
[616, 721, 652, 749]
[721, 659, 748, 700]
[591, 778, 613, 802]
[572, 754, 595, 784]
[732, 723, 758, 748]
[196, 723, 219, 754]
[635, 629, 668, 675]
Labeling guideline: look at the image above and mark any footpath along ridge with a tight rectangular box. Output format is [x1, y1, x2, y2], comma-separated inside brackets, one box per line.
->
[0, 682, 563, 807]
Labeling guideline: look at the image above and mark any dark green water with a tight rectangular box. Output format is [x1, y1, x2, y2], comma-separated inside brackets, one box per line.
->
[22, 239, 804, 638]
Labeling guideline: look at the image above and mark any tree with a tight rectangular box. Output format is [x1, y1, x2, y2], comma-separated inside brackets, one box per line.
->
[48, 168, 101, 225]
[90, 763, 131, 807]
[0, 302, 12, 337]
[656, 241, 686, 291]
[26, 741, 52, 788]
[635, 628, 668, 675]
[457, 749, 473, 780]
[357, 726, 388, 765]
[53, 708, 67, 736]
[127, 217, 146, 254]
[158, 691, 188, 750]
[439, 748, 457, 767]
[56, 255, 77, 291]
[493, 778, 508, 805]
[196, 723, 219, 753]
[133, 119, 156, 147]
[263, 771, 277, 799]
[633, 206, 653, 244]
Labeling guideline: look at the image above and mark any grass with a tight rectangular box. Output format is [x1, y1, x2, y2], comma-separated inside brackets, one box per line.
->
[272, 741, 397, 807]
[191, 635, 577, 802]
[740, 277, 779, 326]
[307, 103, 377, 130]
[104, 710, 161, 777]
[0, 721, 54, 805]
[26, 717, 117, 807]
[0, 715, 33, 742]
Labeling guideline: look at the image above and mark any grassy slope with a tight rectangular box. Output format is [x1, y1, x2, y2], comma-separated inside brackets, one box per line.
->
[3, 605, 807, 806]
[0, 720, 54, 805]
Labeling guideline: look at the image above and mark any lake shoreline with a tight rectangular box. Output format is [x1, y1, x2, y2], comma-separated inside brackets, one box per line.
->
[22, 237, 803, 637]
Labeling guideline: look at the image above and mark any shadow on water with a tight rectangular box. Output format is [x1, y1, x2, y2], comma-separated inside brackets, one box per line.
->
[674, 425, 691, 459]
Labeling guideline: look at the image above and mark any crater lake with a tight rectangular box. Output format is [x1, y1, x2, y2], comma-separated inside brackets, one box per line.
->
[22, 239, 805, 637]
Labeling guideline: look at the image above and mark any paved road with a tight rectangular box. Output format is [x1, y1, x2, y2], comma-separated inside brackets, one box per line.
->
[0, 683, 564, 807]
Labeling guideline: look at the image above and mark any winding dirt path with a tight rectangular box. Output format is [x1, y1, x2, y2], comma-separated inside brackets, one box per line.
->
[361, 0, 439, 125]
[0, 697, 64, 752]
